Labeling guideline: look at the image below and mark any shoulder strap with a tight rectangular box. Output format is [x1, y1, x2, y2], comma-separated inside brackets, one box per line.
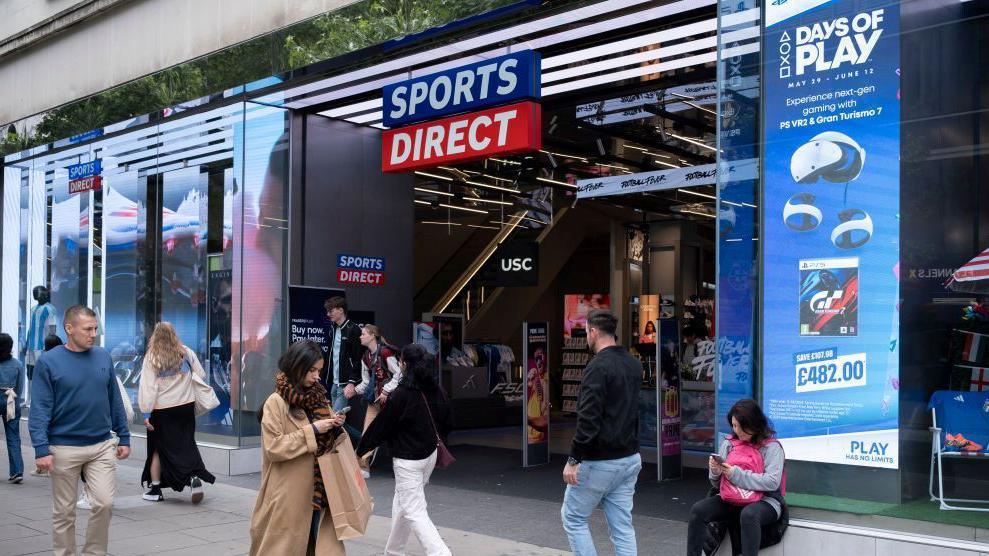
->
[420, 391, 442, 443]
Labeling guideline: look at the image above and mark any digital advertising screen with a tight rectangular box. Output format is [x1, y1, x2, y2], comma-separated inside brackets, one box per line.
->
[761, 0, 900, 469]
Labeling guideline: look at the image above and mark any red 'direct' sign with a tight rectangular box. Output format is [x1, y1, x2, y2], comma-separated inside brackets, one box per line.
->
[381, 101, 541, 172]
[68, 175, 102, 195]
[337, 268, 386, 286]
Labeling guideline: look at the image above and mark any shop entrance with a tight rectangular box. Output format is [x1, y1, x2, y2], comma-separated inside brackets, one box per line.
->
[397, 74, 721, 472]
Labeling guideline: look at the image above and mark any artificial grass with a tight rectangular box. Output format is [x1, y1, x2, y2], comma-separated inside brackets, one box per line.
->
[788, 492, 989, 529]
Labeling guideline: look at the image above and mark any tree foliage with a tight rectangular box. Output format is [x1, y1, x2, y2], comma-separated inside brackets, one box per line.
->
[2, 0, 519, 156]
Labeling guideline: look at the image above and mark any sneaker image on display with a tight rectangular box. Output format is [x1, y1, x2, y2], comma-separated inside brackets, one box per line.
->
[190, 476, 204, 504]
[143, 485, 164, 502]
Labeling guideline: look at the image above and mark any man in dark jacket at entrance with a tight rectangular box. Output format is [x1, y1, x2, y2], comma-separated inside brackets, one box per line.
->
[323, 296, 366, 436]
[561, 309, 643, 556]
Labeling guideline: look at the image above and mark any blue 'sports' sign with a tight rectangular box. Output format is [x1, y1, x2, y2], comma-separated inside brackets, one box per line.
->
[67, 159, 102, 180]
[337, 254, 386, 286]
[383, 50, 540, 128]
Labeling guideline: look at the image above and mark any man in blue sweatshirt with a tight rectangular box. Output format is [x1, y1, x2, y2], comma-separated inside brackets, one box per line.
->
[29, 305, 130, 556]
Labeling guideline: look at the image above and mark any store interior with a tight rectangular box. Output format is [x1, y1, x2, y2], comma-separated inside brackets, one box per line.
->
[311, 56, 724, 470]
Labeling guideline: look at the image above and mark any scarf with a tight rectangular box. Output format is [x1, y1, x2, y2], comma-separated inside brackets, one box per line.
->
[275, 372, 336, 509]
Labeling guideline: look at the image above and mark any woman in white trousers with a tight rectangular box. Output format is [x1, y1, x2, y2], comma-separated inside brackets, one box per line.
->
[356, 344, 452, 556]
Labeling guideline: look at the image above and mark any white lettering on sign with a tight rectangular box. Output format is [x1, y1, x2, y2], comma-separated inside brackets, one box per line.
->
[501, 257, 534, 272]
[388, 57, 521, 121]
[793, 9, 884, 76]
[389, 110, 518, 167]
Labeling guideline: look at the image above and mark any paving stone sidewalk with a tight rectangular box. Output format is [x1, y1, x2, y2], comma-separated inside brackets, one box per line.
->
[0, 432, 568, 556]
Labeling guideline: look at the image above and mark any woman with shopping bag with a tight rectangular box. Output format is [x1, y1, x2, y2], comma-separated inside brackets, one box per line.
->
[357, 343, 454, 556]
[250, 340, 350, 556]
[137, 322, 216, 503]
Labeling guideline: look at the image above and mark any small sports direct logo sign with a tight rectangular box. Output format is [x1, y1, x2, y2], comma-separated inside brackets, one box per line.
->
[336, 254, 386, 286]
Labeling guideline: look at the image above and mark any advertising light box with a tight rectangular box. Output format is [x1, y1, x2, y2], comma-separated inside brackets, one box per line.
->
[383, 51, 540, 128]
[761, 0, 901, 469]
[381, 101, 541, 172]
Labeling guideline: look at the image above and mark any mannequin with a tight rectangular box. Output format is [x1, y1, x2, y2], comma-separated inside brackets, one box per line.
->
[22, 285, 58, 405]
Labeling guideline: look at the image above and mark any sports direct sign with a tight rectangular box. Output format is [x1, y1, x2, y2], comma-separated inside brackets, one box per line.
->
[382, 102, 541, 172]
[337, 254, 386, 286]
[381, 50, 541, 172]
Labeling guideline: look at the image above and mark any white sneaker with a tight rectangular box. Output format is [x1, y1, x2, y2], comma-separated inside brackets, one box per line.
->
[190, 476, 204, 505]
[76, 494, 92, 510]
[30, 468, 48, 477]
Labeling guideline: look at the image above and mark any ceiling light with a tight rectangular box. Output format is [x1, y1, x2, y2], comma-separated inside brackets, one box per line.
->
[414, 199, 432, 206]
[420, 221, 462, 226]
[540, 149, 589, 162]
[464, 179, 521, 194]
[440, 203, 488, 215]
[667, 132, 718, 152]
[414, 187, 454, 197]
[683, 101, 716, 115]
[468, 197, 513, 206]
[536, 177, 577, 188]
[488, 158, 521, 166]
[678, 188, 716, 200]
[654, 160, 681, 169]
[467, 224, 501, 230]
[680, 209, 716, 219]
[415, 171, 453, 181]
[669, 92, 696, 100]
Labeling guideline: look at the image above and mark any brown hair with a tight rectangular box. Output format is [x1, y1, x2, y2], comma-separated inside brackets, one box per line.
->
[727, 399, 776, 445]
[146, 322, 186, 373]
[323, 296, 348, 314]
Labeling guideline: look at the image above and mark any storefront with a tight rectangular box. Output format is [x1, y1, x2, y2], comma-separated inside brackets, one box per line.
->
[2, 0, 988, 541]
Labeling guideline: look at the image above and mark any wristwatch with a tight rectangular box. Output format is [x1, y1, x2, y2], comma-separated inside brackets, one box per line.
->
[567, 456, 581, 466]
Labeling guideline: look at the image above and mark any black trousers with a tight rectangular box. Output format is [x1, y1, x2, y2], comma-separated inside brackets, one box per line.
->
[687, 496, 778, 556]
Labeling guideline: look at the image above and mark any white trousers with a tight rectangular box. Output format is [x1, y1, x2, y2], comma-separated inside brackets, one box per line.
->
[386, 450, 451, 556]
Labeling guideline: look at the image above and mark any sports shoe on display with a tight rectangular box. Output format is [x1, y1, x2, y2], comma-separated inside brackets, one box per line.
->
[190, 476, 204, 505]
[142, 485, 164, 502]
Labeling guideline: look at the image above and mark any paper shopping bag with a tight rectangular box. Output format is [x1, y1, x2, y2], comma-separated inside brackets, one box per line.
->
[318, 432, 373, 541]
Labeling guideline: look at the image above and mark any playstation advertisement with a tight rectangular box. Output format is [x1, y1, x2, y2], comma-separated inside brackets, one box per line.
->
[762, 0, 900, 468]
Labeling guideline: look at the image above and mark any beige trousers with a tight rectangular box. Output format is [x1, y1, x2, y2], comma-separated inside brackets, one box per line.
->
[49, 439, 118, 556]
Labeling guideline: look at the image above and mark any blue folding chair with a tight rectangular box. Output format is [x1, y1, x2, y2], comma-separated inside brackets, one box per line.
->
[927, 390, 989, 512]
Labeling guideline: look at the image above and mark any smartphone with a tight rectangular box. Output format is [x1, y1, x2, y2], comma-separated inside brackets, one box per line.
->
[710, 454, 725, 465]
[337, 406, 352, 414]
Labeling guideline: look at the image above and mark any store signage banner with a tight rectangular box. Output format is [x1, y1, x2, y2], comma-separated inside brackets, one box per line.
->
[575, 159, 757, 199]
[523, 322, 550, 467]
[336, 254, 386, 286]
[479, 241, 539, 287]
[383, 50, 540, 128]
[381, 101, 541, 172]
[67, 159, 103, 195]
[68, 175, 102, 195]
[761, 0, 900, 469]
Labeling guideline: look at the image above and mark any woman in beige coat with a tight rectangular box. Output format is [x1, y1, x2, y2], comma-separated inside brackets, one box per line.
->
[250, 340, 347, 556]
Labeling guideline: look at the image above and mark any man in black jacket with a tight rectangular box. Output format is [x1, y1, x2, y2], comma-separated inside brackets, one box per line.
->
[323, 297, 365, 434]
[561, 309, 642, 556]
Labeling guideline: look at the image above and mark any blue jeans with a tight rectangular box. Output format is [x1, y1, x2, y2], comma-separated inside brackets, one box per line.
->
[561, 453, 642, 556]
[329, 383, 363, 444]
[3, 412, 23, 477]
[330, 383, 348, 412]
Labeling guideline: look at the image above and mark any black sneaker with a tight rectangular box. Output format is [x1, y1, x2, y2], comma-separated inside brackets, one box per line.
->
[142, 485, 163, 502]
[190, 476, 204, 505]
[8, 474, 22, 484]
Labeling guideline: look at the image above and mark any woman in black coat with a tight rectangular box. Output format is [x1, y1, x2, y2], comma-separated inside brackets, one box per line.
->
[356, 344, 452, 556]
